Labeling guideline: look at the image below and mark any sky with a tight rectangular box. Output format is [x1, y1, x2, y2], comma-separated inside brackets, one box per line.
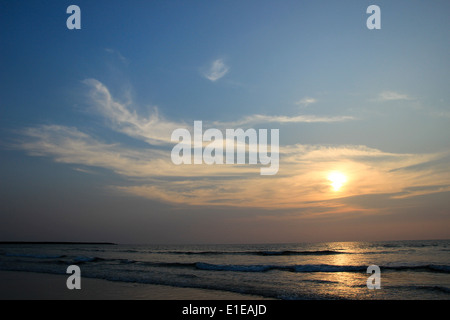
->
[0, 0, 449, 244]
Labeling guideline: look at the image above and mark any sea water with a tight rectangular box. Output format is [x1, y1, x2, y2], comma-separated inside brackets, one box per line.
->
[0, 240, 448, 299]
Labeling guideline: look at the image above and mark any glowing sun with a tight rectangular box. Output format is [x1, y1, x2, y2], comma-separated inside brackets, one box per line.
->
[328, 171, 347, 191]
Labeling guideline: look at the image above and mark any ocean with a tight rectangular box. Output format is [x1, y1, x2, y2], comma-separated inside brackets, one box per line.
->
[0, 240, 449, 300]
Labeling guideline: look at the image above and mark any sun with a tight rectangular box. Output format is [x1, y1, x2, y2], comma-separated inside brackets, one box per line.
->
[328, 171, 347, 191]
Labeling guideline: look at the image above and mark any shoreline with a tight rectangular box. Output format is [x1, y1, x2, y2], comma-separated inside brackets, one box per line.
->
[0, 270, 273, 300]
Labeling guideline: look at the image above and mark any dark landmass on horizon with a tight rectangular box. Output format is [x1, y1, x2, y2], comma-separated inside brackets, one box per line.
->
[0, 241, 117, 245]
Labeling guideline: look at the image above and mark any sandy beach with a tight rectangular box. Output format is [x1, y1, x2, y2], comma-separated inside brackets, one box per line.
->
[0, 271, 271, 300]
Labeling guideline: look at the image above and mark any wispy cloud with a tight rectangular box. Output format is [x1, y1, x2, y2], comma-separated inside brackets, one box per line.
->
[113, 145, 450, 208]
[213, 114, 355, 128]
[203, 58, 229, 82]
[378, 91, 413, 101]
[18, 125, 168, 177]
[83, 78, 183, 145]
[105, 48, 129, 65]
[13, 80, 450, 210]
[296, 97, 317, 107]
[84, 78, 354, 139]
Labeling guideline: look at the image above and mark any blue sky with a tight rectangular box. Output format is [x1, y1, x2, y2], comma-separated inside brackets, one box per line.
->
[0, 0, 449, 244]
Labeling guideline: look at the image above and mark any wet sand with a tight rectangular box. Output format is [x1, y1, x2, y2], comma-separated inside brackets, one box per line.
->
[0, 270, 272, 300]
